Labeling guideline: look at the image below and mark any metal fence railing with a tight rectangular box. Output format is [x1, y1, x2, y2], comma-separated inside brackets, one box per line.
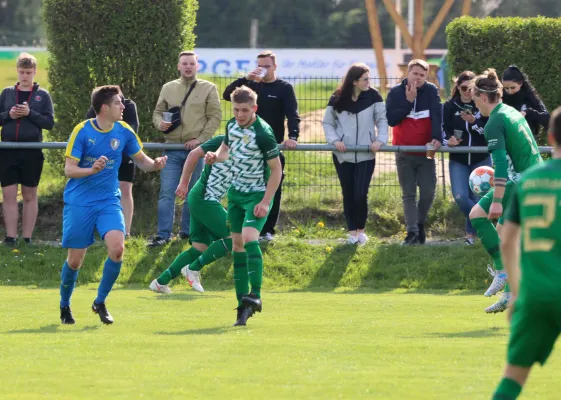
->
[209, 75, 443, 201]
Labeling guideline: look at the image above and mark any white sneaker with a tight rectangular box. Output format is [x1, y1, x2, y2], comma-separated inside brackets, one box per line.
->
[485, 292, 511, 313]
[149, 279, 171, 294]
[357, 232, 369, 245]
[263, 232, 274, 241]
[181, 265, 204, 293]
[347, 235, 359, 245]
[484, 265, 507, 297]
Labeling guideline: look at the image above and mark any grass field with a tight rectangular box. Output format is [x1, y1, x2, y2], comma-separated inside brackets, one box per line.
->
[1, 286, 560, 399]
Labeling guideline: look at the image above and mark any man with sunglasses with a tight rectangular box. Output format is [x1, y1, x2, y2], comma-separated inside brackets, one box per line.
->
[223, 50, 300, 241]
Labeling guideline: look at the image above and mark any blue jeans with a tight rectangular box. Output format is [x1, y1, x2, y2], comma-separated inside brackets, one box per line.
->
[449, 157, 492, 235]
[157, 149, 203, 239]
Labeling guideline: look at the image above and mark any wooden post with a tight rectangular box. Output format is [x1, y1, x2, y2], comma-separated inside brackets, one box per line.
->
[412, 0, 424, 59]
[422, 0, 454, 49]
[381, 0, 413, 50]
[364, 0, 388, 83]
[462, 0, 472, 15]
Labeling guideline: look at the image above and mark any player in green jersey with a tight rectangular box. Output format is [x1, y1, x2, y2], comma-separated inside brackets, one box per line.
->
[205, 86, 282, 326]
[468, 69, 542, 313]
[149, 135, 233, 294]
[491, 107, 561, 400]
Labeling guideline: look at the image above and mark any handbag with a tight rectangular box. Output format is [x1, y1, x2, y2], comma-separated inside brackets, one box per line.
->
[163, 80, 197, 134]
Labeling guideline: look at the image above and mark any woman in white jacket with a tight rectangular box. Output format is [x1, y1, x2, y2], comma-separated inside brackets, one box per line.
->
[323, 63, 389, 244]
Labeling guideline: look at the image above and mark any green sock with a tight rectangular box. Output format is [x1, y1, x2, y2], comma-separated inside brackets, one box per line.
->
[471, 217, 504, 270]
[244, 241, 263, 298]
[156, 247, 202, 285]
[493, 377, 522, 399]
[233, 251, 249, 307]
[189, 238, 233, 271]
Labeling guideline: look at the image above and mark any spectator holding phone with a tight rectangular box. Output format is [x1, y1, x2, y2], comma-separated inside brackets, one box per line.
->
[442, 70, 491, 245]
[0, 53, 54, 246]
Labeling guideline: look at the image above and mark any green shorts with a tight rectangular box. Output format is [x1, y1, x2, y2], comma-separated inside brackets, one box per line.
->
[476, 180, 515, 224]
[227, 187, 273, 234]
[188, 186, 230, 246]
[507, 295, 561, 367]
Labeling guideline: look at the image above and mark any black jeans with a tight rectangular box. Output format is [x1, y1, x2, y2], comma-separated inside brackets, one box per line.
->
[333, 154, 375, 231]
[261, 152, 285, 235]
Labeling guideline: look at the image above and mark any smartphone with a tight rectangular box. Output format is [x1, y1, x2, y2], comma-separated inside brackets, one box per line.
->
[463, 105, 473, 115]
[453, 129, 463, 140]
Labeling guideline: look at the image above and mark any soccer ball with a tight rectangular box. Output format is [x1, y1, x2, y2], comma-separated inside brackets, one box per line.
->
[469, 166, 495, 196]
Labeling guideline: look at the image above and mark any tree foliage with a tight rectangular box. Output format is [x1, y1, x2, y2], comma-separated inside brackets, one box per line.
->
[43, 0, 198, 168]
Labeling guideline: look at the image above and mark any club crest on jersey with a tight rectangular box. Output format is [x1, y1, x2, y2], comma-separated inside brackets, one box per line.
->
[34, 95, 42, 101]
[243, 135, 250, 144]
[110, 138, 120, 150]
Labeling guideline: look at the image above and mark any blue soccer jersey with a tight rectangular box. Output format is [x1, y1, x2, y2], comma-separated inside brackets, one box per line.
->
[63, 119, 143, 206]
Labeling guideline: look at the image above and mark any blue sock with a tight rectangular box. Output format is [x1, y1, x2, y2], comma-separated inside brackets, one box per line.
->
[60, 261, 79, 308]
[95, 257, 122, 304]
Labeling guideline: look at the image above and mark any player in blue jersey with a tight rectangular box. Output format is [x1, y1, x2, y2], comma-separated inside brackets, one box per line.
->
[59, 85, 167, 325]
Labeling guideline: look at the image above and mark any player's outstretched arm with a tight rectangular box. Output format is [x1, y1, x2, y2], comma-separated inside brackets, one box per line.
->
[64, 156, 106, 178]
[500, 221, 521, 298]
[176, 147, 205, 199]
[132, 151, 167, 172]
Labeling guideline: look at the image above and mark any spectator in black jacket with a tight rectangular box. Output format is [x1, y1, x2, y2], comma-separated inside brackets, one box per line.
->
[0, 53, 54, 246]
[223, 50, 300, 241]
[442, 71, 492, 245]
[86, 96, 139, 238]
[502, 65, 550, 138]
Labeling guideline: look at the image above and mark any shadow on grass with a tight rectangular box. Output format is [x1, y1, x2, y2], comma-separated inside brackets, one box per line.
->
[137, 293, 222, 302]
[7, 324, 100, 334]
[155, 326, 235, 336]
[425, 326, 504, 338]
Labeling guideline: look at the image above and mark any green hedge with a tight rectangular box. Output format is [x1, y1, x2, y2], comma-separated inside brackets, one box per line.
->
[43, 0, 198, 169]
[446, 16, 561, 134]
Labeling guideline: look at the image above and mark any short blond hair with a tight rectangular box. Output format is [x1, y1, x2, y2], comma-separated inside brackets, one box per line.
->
[16, 53, 37, 69]
[179, 51, 198, 61]
[257, 50, 276, 65]
[408, 59, 429, 72]
[231, 85, 258, 106]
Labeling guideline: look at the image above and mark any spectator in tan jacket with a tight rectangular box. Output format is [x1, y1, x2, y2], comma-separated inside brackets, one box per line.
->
[149, 51, 222, 247]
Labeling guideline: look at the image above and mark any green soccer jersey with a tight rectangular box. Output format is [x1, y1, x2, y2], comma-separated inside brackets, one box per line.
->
[485, 103, 542, 182]
[504, 159, 561, 298]
[224, 116, 280, 193]
[195, 135, 232, 202]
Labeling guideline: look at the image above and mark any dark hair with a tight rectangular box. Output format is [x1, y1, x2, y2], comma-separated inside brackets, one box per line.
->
[91, 85, 122, 115]
[451, 70, 476, 98]
[231, 85, 257, 106]
[473, 68, 503, 103]
[550, 106, 561, 145]
[332, 63, 369, 113]
[502, 65, 542, 102]
[257, 50, 276, 65]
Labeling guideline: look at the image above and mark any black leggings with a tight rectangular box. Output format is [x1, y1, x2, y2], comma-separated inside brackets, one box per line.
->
[333, 154, 375, 231]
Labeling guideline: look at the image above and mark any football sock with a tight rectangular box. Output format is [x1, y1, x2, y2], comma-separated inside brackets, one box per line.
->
[189, 238, 232, 272]
[60, 261, 79, 308]
[471, 217, 504, 271]
[493, 377, 522, 399]
[245, 241, 262, 298]
[233, 251, 249, 307]
[95, 257, 122, 304]
[157, 247, 202, 285]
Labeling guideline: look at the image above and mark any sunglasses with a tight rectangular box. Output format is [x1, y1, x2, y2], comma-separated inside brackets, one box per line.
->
[460, 85, 471, 92]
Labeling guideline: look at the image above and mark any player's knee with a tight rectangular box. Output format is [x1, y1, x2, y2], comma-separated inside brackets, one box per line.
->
[22, 191, 37, 203]
[469, 205, 485, 220]
[67, 258, 82, 270]
[108, 243, 125, 260]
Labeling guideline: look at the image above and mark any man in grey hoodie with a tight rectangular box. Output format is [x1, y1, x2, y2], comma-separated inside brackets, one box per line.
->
[0, 53, 54, 246]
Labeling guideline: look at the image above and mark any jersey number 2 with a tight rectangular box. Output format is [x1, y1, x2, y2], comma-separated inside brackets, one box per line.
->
[523, 195, 560, 252]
